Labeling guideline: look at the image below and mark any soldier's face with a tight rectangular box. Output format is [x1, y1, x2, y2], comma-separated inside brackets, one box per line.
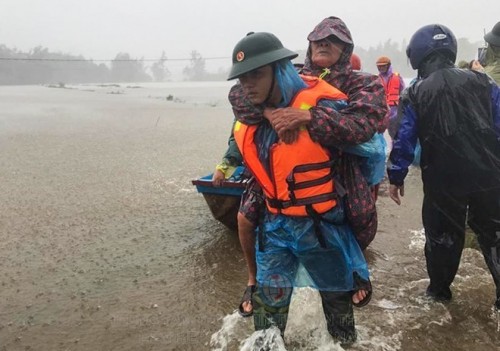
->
[239, 65, 275, 105]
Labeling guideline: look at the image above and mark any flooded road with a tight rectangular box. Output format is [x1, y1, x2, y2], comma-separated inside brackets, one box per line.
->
[0, 83, 498, 351]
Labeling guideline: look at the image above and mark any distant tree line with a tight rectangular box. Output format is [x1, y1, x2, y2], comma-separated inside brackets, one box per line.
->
[182, 50, 229, 81]
[0, 45, 228, 85]
[0, 37, 484, 85]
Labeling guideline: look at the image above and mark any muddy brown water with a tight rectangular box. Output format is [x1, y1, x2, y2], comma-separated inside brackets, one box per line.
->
[0, 83, 498, 351]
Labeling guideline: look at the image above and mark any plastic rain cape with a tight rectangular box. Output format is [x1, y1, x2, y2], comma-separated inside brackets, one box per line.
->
[253, 62, 370, 291]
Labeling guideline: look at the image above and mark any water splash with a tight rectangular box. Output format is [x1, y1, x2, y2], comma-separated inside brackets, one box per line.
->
[211, 289, 349, 350]
[239, 327, 286, 351]
[375, 298, 401, 310]
[497, 309, 499, 332]
[210, 311, 242, 351]
[408, 228, 425, 250]
[355, 327, 402, 351]
[493, 306, 500, 332]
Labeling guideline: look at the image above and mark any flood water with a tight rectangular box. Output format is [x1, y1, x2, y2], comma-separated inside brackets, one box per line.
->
[0, 82, 498, 351]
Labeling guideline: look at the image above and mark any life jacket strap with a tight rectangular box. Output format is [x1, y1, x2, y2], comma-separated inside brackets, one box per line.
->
[305, 204, 327, 248]
[287, 172, 333, 191]
[285, 160, 335, 205]
[266, 192, 337, 210]
[288, 160, 334, 174]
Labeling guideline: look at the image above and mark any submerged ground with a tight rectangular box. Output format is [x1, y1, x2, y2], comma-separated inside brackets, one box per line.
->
[0, 83, 498, 351]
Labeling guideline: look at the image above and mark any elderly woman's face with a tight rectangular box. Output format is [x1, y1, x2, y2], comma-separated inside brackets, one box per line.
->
[310, 37, 345, 68]
[238, 65, 275, 105]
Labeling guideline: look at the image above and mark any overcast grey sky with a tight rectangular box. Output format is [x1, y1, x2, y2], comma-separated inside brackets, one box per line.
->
[1, 0, 498, 68]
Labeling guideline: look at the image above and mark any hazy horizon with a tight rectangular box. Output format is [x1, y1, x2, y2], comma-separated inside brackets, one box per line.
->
[1, 0, 498, 79]
[1, 1, 498, 57]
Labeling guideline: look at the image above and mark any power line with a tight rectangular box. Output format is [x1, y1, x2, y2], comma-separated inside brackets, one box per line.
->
[0, 56, 230, 62]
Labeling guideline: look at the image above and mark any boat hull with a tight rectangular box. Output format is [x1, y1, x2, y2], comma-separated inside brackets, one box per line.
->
[192, 169, 246, 231]
[200, 193, 241, 231]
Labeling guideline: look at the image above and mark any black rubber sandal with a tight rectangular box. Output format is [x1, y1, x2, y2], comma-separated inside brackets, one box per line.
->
[352, 277, 372, 308]
[238, 285, 256, 317]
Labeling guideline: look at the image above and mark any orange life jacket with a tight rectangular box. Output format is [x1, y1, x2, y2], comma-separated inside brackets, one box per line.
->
[233, 76, 348, 216]
[381, 72, 401, 106]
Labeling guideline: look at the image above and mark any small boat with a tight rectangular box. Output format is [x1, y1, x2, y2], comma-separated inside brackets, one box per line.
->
[191, 166, 247, 231]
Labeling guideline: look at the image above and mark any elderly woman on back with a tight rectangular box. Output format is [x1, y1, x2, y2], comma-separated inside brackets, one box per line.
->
[228, 16, 387, 324]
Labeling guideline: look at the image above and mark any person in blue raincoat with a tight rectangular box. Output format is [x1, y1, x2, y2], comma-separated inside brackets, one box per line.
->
[231, 17, 387, 323]
[227, 31, 370, 344]
[388, 24, 500, 309]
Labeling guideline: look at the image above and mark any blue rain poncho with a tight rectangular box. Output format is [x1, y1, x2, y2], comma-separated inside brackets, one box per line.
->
[256, 203, 369, 292]
[318, 99, 387, 186]
[254, 60, 370, 292]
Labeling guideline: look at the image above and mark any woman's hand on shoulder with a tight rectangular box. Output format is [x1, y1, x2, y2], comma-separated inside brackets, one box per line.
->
[265, 107, 311, 134]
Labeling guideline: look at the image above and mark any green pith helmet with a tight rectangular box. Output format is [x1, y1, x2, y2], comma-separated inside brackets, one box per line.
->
[227, 32, 298, 80]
